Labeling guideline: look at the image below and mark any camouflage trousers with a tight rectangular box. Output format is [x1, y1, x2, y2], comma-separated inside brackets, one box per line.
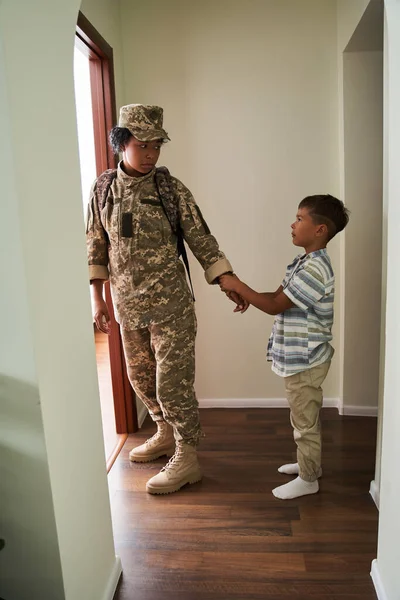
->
[120, 310, 201, 446]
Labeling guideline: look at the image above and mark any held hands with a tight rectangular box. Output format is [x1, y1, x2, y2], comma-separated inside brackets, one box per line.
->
[219, 274, 249, 313]
[220, 273, 242, 294]
[227, 290, 249, 313]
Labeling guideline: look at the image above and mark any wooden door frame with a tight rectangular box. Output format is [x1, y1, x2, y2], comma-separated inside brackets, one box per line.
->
[76, 12, 138, 460]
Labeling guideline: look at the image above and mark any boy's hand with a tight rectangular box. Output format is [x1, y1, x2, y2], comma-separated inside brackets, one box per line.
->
[219, 273, 241, 294]
[226, 291, 249, 313]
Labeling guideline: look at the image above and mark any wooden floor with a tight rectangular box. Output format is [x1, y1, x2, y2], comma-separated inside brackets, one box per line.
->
[110, 408, 378, 600]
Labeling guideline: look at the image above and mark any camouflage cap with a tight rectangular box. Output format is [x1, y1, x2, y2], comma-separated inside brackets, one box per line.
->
[118, 104, 170, 142]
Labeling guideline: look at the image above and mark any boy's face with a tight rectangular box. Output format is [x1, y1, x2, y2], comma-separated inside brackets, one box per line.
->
[291, 207, 327, 249]
[122, 136, 162, 175]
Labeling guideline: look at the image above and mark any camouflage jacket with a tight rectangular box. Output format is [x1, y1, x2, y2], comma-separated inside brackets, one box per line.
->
[86, 162, 233, 329]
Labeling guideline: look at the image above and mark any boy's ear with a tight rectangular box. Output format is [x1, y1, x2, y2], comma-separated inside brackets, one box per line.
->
[316, 223, 328, 237]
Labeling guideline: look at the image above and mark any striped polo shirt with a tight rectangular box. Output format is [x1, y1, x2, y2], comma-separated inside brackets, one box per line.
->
[267, 248, 334, 377]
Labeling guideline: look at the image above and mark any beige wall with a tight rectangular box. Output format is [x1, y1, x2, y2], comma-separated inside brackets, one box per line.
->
[335, 0, 370, 411]
[342, 49, 383, 411]
[120, 0, 341, 400]
[0, 0, 120, 598]
[337, 0, 371, 52]
[337, 0, 384, 506]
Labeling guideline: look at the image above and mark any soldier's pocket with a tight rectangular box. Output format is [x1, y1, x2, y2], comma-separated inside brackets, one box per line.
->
[138, 204, 166, 249]
[102, 200, 121, 246]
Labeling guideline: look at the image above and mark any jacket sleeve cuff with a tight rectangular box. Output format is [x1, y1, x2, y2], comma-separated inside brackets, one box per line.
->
[205, 258, 233, 284]
[89, 265, 109, 281]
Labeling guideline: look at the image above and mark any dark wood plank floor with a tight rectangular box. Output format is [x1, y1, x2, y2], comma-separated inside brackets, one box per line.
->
[111, 408, 378, 600]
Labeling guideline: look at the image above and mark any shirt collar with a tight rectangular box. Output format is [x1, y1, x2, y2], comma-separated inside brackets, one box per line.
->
[298, 248, 328, 262]
[117, 160, 156, 186]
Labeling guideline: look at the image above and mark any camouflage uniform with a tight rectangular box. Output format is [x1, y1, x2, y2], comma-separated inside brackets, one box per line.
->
[86, 105, 232, 447]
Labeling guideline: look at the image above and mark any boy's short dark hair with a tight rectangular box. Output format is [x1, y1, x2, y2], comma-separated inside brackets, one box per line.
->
[299, 194, 350, 240]
[109, 126, 133, 154]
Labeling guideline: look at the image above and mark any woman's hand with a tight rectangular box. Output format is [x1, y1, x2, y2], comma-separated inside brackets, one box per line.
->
[93, 298, 111, 334]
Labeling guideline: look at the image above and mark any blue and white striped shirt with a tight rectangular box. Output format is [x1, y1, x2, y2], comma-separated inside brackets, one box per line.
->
[267, 249, 334, 377]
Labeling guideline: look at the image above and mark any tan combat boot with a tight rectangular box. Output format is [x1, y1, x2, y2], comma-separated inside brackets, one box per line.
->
[129, 421, 175, 463]
[145, 441, 202, 495]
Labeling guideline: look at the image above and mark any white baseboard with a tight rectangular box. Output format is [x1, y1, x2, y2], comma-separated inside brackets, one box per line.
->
[102, 556, 122, 600]
[340, 405, 378, 417]
[371, 559, 389, 600]
[198, 398, 340, 409]
[137, 400, 148, 428]
[199, 398, 286, 408]
[369, 479, 380, 510]
[137, 397, 376, 419]
[199, 398, 377, 417]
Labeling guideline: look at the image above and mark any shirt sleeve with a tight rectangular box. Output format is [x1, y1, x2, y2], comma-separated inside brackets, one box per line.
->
[173, 177, 232, 284]
[283, 262, 325, 311]
[86, 181, 109, 281]
[281, 269, 290, 288]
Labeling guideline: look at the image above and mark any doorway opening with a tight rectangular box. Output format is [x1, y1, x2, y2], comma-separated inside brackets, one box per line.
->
[73, 12, 138, 472]
[341, 0, 384, 505]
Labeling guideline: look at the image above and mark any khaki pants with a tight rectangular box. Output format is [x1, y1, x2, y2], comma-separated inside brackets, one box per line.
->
[121, 310, 201, 446]
[284, 361, 331, 482]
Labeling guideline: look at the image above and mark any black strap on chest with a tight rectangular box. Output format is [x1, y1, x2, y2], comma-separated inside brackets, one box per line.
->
[95, 167, 195, 300]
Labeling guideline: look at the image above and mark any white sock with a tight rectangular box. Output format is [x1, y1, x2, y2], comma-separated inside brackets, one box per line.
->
[278, 463, 322, 478]
[272, 476, 319, 500]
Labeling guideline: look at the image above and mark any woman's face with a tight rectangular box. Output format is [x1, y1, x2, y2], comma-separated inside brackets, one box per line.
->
[122, 136, 162, 176]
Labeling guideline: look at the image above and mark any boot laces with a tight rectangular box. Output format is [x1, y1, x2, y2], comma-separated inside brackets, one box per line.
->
[144, 429, 165, 449]
[161, 446, 185, 473]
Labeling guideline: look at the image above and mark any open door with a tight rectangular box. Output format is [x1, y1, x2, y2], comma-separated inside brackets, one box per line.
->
[74, 12, 137, 472]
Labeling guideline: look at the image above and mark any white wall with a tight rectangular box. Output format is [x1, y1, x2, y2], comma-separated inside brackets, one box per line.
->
[0, 1, 120, 598]
[373, 3, 400, 598]
[0, 36, 65, 600]
[374, 3, 388, 506]
[120, 0, 341, 401]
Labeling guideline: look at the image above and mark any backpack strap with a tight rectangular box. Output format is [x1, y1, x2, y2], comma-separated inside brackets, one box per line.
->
[155, 167, 195, 301]
[154, 167, 179, 233]
[96, 169, 118, 212]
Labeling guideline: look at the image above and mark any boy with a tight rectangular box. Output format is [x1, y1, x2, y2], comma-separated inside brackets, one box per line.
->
[86, 104, 248, 495]
[220, 195, 349, 500]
